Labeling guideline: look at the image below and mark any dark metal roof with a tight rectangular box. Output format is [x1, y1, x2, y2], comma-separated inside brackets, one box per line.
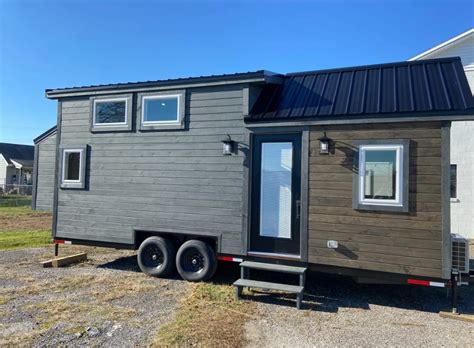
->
[46, 70, 280, 98]
[0, 143, 34, 165]
[34, 126, 57, 144]
[11, 159, 34, 168]
[248, 57, 474, 122]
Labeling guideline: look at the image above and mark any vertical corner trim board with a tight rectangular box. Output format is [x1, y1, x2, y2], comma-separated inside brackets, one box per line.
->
[307, 122, 444, 278]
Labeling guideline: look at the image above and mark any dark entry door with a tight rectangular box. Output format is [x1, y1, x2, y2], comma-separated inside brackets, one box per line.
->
[250, 134, 301, 256]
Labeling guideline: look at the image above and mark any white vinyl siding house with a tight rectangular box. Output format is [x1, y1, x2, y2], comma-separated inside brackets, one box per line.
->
[0, 143, 35, 194]
[410, 28, 474, 240]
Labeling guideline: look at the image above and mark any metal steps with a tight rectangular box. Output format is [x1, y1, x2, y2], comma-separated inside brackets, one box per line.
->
[234, 279, 304, 293]
[239, 261, 307, 274]
[233, 261, 307, 309]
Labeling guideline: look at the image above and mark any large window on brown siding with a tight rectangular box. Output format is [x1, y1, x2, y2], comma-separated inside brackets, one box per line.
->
[353, 139, 409, 213]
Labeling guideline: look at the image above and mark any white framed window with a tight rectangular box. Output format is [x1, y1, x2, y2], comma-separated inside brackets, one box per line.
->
[353, 140, 409, 212]
[93, 98, 128, 126]
[142, 94, 180, 124]
[90, 94, 132, 132]
[138, 90, 185, 131]
[61, 147, 86, 189]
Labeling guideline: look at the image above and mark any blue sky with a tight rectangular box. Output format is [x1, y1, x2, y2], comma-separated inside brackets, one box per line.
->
[0, 0, 472, 144]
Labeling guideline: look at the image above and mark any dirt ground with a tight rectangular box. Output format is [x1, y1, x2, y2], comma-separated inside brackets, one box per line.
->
[1, 245, 473, 347]
[0, 211, 51, 231]
[0, 246, 189, 346]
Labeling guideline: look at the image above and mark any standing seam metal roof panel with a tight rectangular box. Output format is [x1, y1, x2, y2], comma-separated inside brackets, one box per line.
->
[247, 57, 474, 121]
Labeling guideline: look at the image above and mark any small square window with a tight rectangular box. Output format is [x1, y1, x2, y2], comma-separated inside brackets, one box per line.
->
[61, 147, 86, 189]
[90, 95, 132, 132]
[138, 91, 185, 131]
[353, 140, 409, 212]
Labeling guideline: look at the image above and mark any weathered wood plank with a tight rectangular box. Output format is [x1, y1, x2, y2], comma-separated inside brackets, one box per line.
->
[309, 206, 441, 222]
[308, 246, 441, 269]
[309, 213, 440, 231]
[309, 238, 441, 259]
[310, 180, 441, 194]
[41, 253, 88, 268]
[308, 221, 440, 240]
[308, 254, 442, 278]
[308, 230, 441, 249]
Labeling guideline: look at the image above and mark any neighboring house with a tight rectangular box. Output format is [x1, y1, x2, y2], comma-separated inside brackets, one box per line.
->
[32, 126, 57, 211]
[0, 143, 34, 195]
[410, 28, 474, 241]
[40, 56, 474, 293]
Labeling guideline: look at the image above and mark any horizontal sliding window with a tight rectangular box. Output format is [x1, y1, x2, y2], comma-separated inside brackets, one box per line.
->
[61, 147, 87, 189]
[138, 91, 185, 131]
[353, 140, 409, 212]
[90, 94, 132, 132]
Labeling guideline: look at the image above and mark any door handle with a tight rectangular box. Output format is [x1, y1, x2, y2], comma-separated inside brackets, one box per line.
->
[296, 200, 301, 219]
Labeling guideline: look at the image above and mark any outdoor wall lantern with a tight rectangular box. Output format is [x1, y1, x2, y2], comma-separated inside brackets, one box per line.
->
[318, 131, 331, 155]
[222, 134, 235, 155]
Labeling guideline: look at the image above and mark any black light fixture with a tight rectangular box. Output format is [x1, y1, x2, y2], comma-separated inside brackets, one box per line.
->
[318, 131, 331, 155]
[222, 134, 234, 155]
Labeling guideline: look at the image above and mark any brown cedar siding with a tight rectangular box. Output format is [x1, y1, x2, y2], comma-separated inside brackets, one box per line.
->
[308, 121, 443, 278]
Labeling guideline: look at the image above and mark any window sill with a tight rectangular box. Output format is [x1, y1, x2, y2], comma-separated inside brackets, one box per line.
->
[354, 202, 408, 213]
[60, 183, 85, 189]
[451, 198, 460, 203]
[91, 125, 132, 133]
[139, 122, 184, 131]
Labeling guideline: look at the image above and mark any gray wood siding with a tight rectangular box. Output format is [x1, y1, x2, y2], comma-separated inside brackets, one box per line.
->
[56, 85, 247, 253]
[308, 122, 444, 278]
[35, 133, 57, 211]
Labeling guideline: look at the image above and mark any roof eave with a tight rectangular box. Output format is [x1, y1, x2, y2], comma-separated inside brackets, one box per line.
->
[245, 109, 474, 126]
[33, 126, 58, 144]
[45, 71, 283, 100]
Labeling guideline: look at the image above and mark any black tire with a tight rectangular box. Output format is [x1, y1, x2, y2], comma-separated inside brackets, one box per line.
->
[137, 236, 175, 277]
[176, 240, 217, 282]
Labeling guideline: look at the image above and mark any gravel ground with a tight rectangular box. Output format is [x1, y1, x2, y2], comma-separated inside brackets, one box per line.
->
[1, 245, 473, 347]
[0, 245, 189, 346]
[244, 274, 474, 347]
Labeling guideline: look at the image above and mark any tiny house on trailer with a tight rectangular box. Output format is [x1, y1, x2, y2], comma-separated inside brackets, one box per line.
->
[42, 57, 474, 309]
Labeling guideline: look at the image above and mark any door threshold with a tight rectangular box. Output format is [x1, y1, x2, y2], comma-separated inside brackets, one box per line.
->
[247, 251, 301, 260]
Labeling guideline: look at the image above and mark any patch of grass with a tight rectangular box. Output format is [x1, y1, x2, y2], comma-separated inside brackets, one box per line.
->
[0, 295, 15, 305]
[0, 230, 51, 250]
[24, 299, 138, 333]
[0, 195, 32, 207]
[0, 206, 52, 233]
[0, 205, 50, 218]
[154, 283, 256, 347]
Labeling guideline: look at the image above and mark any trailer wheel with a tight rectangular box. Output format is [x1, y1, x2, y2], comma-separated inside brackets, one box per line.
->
[137, 236, 175, 277]
[176, 240, 217, 282]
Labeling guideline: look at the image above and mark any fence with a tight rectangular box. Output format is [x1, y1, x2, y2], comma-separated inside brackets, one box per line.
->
[0, 184, 33, 207]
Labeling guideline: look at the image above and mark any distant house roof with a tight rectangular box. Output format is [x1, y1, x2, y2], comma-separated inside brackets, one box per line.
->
[45, 71, 282, 99]
[11, 159, 34, 168]
[34, 126, 57, 144]
[409, 28, 474, 61]
[247, 57, 474, 123]
[0, 143, 34, 166]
